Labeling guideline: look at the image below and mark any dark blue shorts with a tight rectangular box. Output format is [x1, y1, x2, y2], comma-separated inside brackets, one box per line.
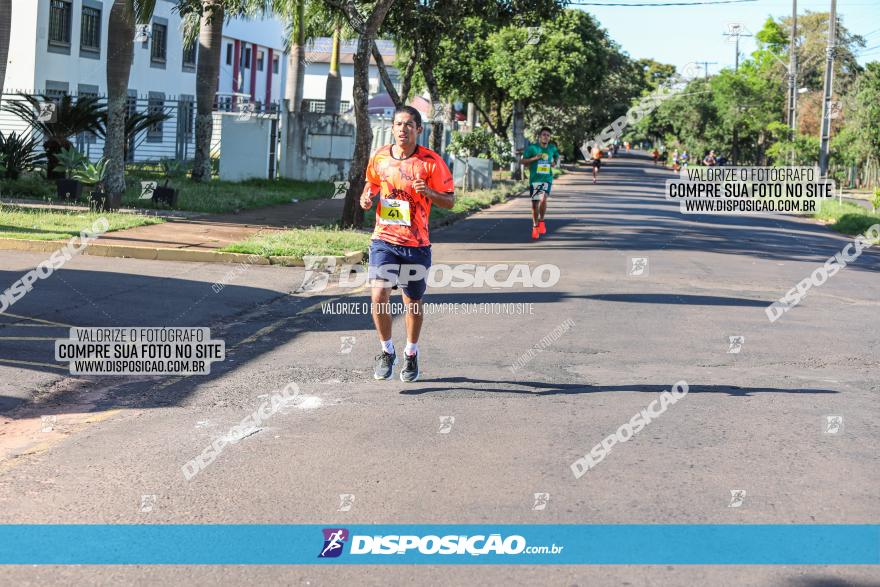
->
[368, 239, 432, 300]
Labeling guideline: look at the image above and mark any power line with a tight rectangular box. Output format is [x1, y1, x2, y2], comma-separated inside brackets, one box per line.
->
[855, 43, 880, 54]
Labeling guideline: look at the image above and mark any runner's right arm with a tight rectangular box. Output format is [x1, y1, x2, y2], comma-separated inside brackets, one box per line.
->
[520, 146, 541, 165]
[360, 153, 382, 210]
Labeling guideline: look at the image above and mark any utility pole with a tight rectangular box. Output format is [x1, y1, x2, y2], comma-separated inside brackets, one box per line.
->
[723, 25, 752, 164]
[818, 0, 837, 178]
[696, 61, 718, 79]
[724, 24, 753, 72]
[787, 0, 798, 131]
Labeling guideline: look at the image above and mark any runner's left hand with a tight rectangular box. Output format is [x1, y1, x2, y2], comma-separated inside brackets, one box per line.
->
[412, 179, 428, 194]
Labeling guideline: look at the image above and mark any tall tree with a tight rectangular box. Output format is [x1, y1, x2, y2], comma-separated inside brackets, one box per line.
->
[383, 0, 563, 155]
[284, 0, 307, 112]
[104, 0, 156, 203]
[191, 1, 225, 181]
[325, 0, 397, 228]
[324, 21, 343, 113]
[0, 0, 10, 96]
[181, 0, 281, 182]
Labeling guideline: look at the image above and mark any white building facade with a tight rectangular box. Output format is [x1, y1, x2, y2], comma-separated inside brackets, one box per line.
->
[3, 0, 289, 161]
[6, 0, 287, 102]
[2, 1, 400, 165]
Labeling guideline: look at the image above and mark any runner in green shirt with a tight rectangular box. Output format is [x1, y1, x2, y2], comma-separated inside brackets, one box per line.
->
[520, 127, 560, 240]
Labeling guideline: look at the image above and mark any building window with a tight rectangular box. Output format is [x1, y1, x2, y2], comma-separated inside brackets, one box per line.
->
[241, 46, 251, 69]
[226, 43, 232, 65]
[79, 5, 101, 55]
[76, 85, 99, 145]
[45, 80, 69, 99]
[179, 96, 195, 138]
[48, 0, 72, 47]
[257, 50, 264, 71]
[183, 42, 197, 70]
[272, 55, 279, 74]
[147, 92, 165, 142]
[151, 22, 167, 64]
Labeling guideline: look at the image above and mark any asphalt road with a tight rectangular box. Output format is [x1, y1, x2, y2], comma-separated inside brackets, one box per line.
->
[1, 153, 878, 586]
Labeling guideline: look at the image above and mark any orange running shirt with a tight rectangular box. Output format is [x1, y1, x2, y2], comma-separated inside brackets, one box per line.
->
[364, 144, 454, 247]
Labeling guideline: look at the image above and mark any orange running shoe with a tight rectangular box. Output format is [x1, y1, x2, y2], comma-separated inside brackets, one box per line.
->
[538, 221, 546, 234]
[531, 226, 539, 240]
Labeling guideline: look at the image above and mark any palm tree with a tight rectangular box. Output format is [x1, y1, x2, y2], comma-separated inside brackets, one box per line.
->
[190, 0, 224, 181]
[104, 0, 156, 203]
[5, 94, 104, 177]
[285, 0, 306, 113]
[279, 0, 345, 113]
[0, 0, 11, 96]
[96, 109, 171, 162]
[324, 21, 343, 114]
[186, 0, 284, 182]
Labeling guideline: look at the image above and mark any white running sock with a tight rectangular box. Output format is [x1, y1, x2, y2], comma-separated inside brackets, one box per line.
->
[404, 342, 418, 357]
[382, 339, 394, 355]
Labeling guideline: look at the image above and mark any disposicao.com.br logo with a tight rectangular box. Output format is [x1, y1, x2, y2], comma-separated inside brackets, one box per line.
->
[318, 528, 563, 558]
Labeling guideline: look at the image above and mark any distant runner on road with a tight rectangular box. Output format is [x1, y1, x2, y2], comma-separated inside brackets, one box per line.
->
[520, 127, 560, 240]
[590, 144, 604, 184]
[360, 105, 455, 383]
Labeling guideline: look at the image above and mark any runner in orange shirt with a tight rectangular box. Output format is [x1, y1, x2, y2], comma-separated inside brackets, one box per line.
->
[590, 145, 604, 184]
[360, 106, 455, 382]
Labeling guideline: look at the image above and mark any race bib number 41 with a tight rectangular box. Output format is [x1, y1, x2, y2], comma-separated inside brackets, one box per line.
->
[379, 198, 411, 225]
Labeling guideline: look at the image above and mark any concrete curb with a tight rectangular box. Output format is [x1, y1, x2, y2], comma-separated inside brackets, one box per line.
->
[0, 237, 363, 267]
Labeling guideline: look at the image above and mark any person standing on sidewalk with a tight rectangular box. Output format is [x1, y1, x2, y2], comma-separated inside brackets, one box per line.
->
[520, 127, 560, 240]
[360, 106, 455, 383]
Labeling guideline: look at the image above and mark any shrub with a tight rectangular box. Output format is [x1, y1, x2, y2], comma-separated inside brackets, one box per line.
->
[0, 131, 45, 179]
[4, 94, 103, 177]
[72, 158, 109, 188]
[55, 146, 88, 179]
[447, 128, 514, 167]
[0, 173, 54, 199]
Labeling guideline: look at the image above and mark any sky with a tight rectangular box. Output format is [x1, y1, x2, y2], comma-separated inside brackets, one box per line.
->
[574, 0, 880, 76]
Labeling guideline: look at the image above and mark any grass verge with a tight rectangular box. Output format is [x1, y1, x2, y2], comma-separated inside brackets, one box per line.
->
[220, 179, 527, 259]
[815, 200, 880, 236]
[220, 227, 371, 258]
[0, 206, 163, 240]
[363, 179, 528, 228]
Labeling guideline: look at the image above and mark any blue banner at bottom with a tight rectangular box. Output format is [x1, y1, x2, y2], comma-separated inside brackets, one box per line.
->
[0, 525, 877, 565]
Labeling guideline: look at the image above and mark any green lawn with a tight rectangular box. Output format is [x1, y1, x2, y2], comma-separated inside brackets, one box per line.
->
[0, 207, 163, 240]
[123, 168, 332, 214]
[0, 167, 333, 215]
[815, 199, 880, 238]
[220, 227, 371, 258]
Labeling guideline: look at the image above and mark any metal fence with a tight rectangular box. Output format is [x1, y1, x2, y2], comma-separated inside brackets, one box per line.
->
[0, 91, 282, 166]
